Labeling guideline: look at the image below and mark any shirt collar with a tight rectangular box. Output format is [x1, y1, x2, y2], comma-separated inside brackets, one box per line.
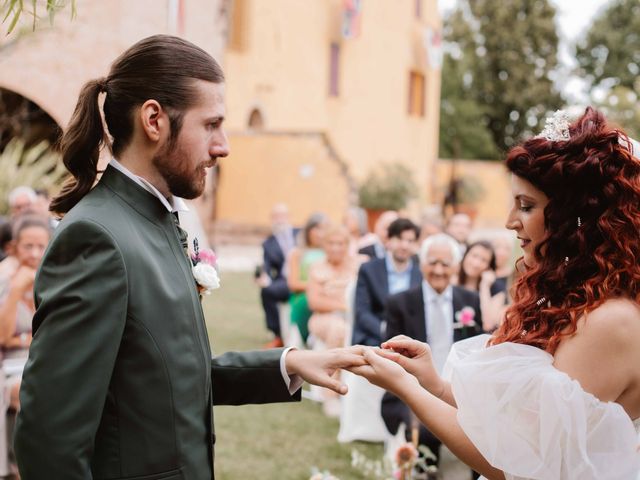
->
[422, 281, 453, 303]
[385, 252, 413, 274]
[109, 158, 189, 214]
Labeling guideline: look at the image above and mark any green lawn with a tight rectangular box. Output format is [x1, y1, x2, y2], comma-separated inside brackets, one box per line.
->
[206, 272, 383, 480]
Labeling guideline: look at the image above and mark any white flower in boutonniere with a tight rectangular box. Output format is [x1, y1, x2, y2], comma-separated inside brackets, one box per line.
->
[453, 306, 476, 329]
[191, 239, 220, 295]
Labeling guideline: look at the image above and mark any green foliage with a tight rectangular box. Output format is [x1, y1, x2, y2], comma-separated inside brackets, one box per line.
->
[358, 162, 418, 211]
[576, 0, 640, 91]
[594, 84, 640, 139]
[440, 0, 562, 156]
[1, 0, 76, 34]
[439, 46, 501, 159]
[0, 139, 66, 215]
[576, 0, 640, 137]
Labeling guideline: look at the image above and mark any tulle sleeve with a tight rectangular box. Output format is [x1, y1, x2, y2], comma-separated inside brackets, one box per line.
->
[443, 336, 640, 480]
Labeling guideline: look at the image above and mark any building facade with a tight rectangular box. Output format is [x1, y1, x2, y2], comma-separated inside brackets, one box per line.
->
[219, 0, 442, 228]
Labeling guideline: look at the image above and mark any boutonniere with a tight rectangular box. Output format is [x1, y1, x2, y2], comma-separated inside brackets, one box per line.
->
[453, 306, 476, 329]
[191, 238, 220, 295]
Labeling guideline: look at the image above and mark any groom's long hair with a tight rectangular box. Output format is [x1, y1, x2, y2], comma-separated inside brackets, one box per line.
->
[492, 107, 640, 353]
[50, 35, 224, 215]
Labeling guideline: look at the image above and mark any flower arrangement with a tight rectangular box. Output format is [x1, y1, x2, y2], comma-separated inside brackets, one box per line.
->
[191, 239, 220, 295]
[453, 306, 476, 329]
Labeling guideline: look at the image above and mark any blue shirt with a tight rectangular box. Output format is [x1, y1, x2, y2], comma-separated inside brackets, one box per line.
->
[385, 253, 414, 295]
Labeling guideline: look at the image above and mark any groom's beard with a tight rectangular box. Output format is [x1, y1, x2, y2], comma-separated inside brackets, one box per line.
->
[152, 137, 207, 200]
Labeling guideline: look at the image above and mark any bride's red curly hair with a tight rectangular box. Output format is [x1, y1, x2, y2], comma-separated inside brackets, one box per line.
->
[490, 107, 640, 353]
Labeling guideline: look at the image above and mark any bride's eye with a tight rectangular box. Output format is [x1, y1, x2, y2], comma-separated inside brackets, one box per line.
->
[519, 203, 533, 212]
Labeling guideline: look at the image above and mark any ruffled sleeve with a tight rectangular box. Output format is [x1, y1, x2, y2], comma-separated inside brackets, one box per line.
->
[443, 336, 640, 480]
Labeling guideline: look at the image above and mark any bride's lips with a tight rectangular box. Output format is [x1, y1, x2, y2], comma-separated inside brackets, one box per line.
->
[518, 237, 531, 249]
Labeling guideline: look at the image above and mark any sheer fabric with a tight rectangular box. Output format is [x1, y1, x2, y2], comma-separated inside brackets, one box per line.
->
[443, 335, 640, 480]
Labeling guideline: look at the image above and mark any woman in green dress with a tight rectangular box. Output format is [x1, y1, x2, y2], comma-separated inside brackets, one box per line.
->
[287, 213, 327, 342]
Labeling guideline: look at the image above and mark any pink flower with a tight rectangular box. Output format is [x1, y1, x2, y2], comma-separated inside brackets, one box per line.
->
[197, 248, 217, 267]
[455, 306, 476, 327]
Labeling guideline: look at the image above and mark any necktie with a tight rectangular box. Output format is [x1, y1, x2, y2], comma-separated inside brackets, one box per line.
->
[429, 295, 449, 375]
[172, 212, 190, 262]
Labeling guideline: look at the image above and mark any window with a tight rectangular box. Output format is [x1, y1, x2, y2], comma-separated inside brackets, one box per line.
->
[329, 43, 340, 96]
[408, 71, 425, 117]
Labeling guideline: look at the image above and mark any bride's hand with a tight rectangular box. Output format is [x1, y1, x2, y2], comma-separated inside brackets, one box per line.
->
[379, 335, 445, 396]
[347, 347, 419, 397]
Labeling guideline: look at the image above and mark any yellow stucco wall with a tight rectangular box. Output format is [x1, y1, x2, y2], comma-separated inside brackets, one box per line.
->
[223, 0, 442, 225]
[217, 133, 352, 227]
[434, 159, 512, 228]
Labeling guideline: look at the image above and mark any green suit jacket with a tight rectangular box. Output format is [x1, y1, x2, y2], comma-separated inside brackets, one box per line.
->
[14, 166, 300, 480]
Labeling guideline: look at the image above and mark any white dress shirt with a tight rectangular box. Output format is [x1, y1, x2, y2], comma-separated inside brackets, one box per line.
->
[108, 159, 302, 394]
[422, 281, 454, 374]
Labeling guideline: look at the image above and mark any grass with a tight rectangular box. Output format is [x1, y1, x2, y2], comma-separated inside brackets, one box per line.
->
[206, 272, 384, 480]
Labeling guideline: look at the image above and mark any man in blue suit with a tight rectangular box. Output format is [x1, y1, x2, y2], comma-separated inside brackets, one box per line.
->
[352, 218, 421, 346]
[257, 203, 297, 347]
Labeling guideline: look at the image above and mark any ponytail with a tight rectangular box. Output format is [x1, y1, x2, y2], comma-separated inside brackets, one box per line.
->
[50, 78, 107, 215]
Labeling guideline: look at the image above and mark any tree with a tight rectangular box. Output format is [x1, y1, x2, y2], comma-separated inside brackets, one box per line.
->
[576, 0, 640, 136]
[576, 0, 640, 92]
[1, 0, 75, 34]
[441, 0, 562, 155]
[439, 10, 500, 160]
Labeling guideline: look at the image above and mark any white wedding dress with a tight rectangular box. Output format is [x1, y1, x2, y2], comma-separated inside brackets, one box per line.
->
[443, 335, 640, 480]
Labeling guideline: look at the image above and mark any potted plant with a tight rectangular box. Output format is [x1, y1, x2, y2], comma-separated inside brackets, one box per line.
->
[358, 162, 418, 230]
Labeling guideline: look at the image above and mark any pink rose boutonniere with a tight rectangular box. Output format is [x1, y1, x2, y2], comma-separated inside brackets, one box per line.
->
[453, 306, 476, 329]
[191, 239, 220, 295]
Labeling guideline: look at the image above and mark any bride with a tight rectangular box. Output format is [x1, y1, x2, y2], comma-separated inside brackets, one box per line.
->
[350, 107, 640, 479]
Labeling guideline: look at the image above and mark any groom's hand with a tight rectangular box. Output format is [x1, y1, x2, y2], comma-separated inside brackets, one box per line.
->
[285, 346, 367, 395]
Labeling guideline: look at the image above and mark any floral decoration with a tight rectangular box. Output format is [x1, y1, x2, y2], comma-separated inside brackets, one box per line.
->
[191, 238, 220, 295]
[454, 306, 476, 329]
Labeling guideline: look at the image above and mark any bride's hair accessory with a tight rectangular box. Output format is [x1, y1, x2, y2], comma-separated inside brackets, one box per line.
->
[536, 110, 571, 142]
[536, 296, 547, 306]
[577, 216, 582, 228]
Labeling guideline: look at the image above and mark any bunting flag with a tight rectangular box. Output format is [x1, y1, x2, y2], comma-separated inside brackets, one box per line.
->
[424, 26, 443, 69]
[342, 0, 363, 39]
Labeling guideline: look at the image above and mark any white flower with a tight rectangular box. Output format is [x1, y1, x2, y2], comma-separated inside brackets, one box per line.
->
[193, 263, 220, 294]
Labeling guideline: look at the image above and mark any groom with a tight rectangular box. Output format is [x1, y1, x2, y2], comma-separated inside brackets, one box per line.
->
[14, 35, 364, 480]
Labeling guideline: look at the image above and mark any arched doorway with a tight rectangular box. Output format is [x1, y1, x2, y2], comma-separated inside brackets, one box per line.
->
[0, 88, 64, 215]
[247, 108, 264, 130]
[0, 87, 61, 152]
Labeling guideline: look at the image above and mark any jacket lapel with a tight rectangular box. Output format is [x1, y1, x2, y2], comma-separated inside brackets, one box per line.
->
[411, 288, 427, 342]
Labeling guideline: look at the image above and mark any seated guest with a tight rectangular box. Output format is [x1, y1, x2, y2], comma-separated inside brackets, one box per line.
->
[256, 203, 298, 348]
[307, 225, 364, 416]
[358, 210, 398, 260]
[352, 218, 421, 347]
[457, 240, 506, 332]
[7, 186, 37, 221]
[287, 212, 327, 343]
[0, 214, 51, 475]
[381, 233, 482, 478]
[418, 215, 443, 244]
[491, 230, 515, 285]
[444, 212, 472, 257]
[343, 207, 369, 255]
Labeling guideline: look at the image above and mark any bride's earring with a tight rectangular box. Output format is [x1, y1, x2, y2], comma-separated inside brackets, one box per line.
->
[577, 216, 582, 228]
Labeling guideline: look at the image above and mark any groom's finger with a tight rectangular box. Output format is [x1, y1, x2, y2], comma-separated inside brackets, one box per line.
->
[315, 375, 348, 395]
[331, 352, 368, 368]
